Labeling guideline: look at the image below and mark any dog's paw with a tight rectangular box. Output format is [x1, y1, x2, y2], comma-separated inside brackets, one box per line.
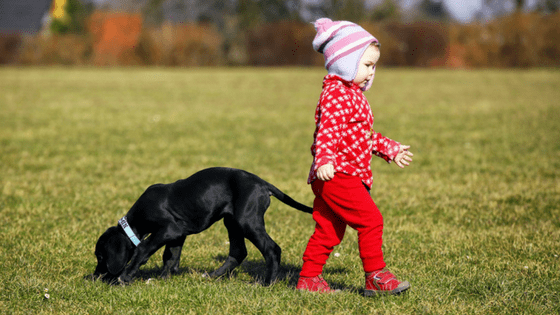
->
[202, 271, 224, 281]
[117, 275, 132, 285]
[206, 270, 225, 279]
[84, 273, 100, 281]
[160, 271, 170, 280]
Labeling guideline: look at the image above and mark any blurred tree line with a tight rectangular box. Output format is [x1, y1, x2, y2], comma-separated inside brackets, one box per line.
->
[1, 0, 560, 67]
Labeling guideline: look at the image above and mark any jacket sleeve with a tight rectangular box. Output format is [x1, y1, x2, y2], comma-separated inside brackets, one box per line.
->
[312, 87, 353, 171]
[372, 131, 400, 163]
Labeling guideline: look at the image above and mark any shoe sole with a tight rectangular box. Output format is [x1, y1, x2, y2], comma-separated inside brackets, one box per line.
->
[364, 281, 410, 297]
[297, 288, 341, 294]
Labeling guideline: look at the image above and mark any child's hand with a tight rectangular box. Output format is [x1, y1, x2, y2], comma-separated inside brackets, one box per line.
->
[394, 145, 413, 168]
[317, 164, 335, 181]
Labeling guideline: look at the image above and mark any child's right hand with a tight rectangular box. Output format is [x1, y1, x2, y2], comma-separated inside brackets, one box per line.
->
[317, 164, 335, 181]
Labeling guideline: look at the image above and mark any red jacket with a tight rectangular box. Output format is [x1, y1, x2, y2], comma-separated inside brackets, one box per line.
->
[308, 75, 400, 188]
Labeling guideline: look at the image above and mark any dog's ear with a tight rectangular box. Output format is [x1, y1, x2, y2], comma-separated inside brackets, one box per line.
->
[105, 231, 131, 275]
[95, 226, 132, 276]
[94, 227, 114, 277]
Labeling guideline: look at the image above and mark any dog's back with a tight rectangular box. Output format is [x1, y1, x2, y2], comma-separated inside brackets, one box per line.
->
[126, 167, 309, 235]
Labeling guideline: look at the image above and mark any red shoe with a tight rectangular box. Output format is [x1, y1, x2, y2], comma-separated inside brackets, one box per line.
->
[364, 269, 410, 296]
[296, 275, 335, 293]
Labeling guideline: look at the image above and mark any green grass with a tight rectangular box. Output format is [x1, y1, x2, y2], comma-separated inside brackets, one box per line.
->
[1, 67, 559, 314]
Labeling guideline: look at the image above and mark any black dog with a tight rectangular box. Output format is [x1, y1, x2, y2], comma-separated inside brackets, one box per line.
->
[93, 167, 312, 285]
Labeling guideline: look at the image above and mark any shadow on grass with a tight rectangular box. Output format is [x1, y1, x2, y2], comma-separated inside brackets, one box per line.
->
[84, 254, 362, 293]
[234, 256, 361, 293]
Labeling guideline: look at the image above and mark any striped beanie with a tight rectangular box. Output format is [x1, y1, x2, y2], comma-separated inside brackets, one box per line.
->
[312, 18, 378, 91]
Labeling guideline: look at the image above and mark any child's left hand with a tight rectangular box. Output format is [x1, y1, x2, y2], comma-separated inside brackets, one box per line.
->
[394, 145, 413, 168]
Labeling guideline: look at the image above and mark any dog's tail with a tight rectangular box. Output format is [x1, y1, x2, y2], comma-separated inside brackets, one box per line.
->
[267, 184, 313, 214]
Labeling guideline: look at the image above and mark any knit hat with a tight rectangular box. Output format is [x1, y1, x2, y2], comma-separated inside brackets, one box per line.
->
[312, 18, 378, 91]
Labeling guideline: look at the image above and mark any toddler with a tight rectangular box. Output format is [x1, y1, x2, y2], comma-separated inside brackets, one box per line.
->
[296, 18, 414, 296]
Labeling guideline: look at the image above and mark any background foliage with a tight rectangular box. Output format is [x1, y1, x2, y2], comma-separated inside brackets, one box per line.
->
[1, 0, 560, 67]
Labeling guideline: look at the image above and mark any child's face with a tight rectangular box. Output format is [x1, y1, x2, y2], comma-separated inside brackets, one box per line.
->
[353, 45, 380, 88]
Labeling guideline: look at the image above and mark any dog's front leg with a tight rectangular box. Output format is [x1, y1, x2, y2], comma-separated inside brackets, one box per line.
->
[118, 233, 168, 284]
[161, 235, 187, 278]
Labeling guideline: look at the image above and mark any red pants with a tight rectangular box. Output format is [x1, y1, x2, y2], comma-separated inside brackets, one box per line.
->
[300, 173, 386, 277]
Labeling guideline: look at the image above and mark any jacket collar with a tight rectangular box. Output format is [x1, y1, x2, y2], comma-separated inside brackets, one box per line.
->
[323, 74, 363, 92]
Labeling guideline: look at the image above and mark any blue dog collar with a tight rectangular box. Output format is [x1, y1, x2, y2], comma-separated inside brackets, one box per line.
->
[118, 216, 141, 247]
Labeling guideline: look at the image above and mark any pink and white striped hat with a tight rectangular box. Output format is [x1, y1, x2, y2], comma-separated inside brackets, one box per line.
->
[312, 18, 378, 91]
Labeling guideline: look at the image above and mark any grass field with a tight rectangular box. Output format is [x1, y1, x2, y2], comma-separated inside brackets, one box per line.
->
[1, 67, 559, 314]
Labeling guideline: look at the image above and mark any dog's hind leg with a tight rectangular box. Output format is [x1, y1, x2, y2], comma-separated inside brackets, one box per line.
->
[161, 235, 187, 278]
[208, 216, 247, 278]
[244, 224, 282, 286]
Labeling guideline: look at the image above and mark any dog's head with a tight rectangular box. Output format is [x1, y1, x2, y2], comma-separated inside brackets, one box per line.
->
[93, 226, 135, 282]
